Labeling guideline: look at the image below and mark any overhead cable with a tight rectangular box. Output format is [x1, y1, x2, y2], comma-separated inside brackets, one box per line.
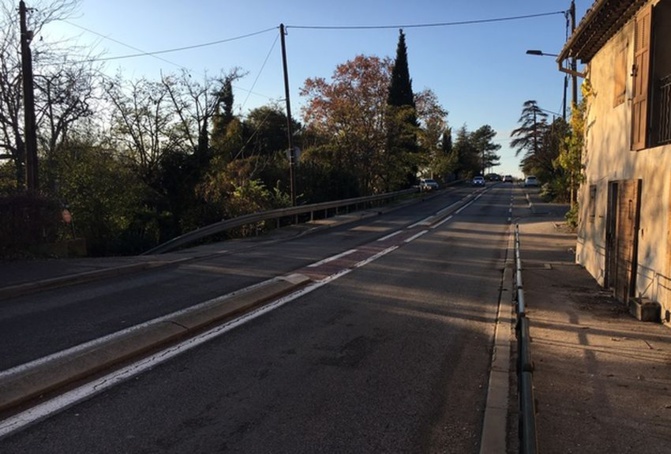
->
[286, 11, 566, 30]
[76, 26, 278, 62]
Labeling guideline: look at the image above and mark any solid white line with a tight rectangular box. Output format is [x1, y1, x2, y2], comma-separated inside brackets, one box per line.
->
[0, 279, 330, 440]
[405, 230, 429, 243]
[436, 201, 460, 217]
[307, 249, 357, 267]
[354, 245, 398, 268]
[377, 231, 402, 242]
[0, 246, 401, 441]
[0, 278, 274, 381]
[431, 215, 453, 229]
[407, 217, 433, 229]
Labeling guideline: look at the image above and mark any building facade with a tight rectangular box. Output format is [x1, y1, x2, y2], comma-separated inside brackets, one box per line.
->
[561, 0, 671, 321]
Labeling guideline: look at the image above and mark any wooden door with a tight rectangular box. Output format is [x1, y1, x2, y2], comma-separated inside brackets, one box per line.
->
[613, 180, 641, 302]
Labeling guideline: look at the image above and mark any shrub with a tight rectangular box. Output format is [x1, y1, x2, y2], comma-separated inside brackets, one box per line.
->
[0, 194, 62, 258]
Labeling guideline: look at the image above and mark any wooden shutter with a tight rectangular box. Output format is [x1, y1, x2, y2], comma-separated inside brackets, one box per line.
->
[631, 4, 652, 151]
[614, 46, 627, 106]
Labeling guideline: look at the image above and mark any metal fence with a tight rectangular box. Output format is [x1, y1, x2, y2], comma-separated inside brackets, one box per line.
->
[514, 224, 538, 454]
[142, 188, 418, 255]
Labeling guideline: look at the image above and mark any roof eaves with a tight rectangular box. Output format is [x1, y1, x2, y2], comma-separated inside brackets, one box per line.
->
[558, 0, 647, 64]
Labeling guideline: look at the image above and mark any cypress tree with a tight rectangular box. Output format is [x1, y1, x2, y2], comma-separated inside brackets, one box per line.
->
[386, 29, 419, 188]
[388, 29, 415, 111]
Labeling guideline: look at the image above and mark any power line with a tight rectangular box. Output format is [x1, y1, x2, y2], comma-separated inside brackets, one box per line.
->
[76, 26, 278, 62]
[286, 10, 566, 30]
[240, 33, 279, 111]
[63, 21, 280, 102]
[64, 20, 187, 70]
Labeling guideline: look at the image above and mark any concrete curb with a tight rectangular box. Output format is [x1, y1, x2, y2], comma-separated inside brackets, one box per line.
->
[479, 229, 514, 453]
[0, 273, 311, 413]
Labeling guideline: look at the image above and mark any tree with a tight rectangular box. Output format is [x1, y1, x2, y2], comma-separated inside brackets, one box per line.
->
[301, 55, 392, 195]
[450, 125, 480, 178]
[510, 100, 549, 172]
[387, 29, 415, 109]
[104, 76, 178, 182]
[36, 60, 98, 192]
[196, 104, 298, 217]
[470, 125, 501, 174]
[162, 69, 242, 164]
[243, 105, 300, 159]
[386, 29, 419, 186]
[415, 88, 448, 179]
[49, 135, 149, 255]
[0, 0, 84, 191]
[511, 100, 570, 185]
[556, 100, 584, 206]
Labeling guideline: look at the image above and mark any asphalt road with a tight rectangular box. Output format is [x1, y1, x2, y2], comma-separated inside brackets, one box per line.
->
[1, 184, 518, 453]
[0, 187, 472, 370]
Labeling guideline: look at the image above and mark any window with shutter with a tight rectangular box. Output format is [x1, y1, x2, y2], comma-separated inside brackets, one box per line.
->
[631, 4, 651, 151]
[614, 45, 627, 107]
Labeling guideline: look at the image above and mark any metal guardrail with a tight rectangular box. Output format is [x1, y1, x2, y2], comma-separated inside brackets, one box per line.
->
[514, 224, 538, 454]
[142, 188, 418, 255]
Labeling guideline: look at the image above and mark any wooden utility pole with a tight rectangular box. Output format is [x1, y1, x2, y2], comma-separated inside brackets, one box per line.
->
[570, 0, 578, 107]
[279, 24, 296, 207]
[569, 0, 578, 208]
[19, 0, 38, 191]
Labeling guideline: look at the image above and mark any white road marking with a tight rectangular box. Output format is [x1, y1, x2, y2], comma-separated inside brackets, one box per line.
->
[431, 215, 453, 229]
[0, 245, 399, 440]
[407, 217, 434, 229]
[436, 201, 461, 217]
[377, 231, 401, 242]
[307, 249, 357, 267]
[404, 230, 429, 243]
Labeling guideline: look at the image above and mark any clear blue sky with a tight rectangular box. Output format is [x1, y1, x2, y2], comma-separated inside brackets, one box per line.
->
[44, 0, 593, 177]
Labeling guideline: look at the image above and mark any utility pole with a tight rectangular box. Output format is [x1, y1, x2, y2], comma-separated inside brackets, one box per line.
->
[279, 24, 296, 207]
[19, 0, 38, 192]
[569, 0, 578, 107]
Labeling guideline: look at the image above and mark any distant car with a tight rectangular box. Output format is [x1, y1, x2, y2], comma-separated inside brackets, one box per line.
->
[503, 175, 513, 183]
[472, 176, 485, 187]
[419, 178, 439, 191]
[523, 176, 539, 187]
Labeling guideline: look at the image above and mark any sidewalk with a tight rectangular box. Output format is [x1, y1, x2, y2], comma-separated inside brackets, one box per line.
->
[517, 193, 671, 453]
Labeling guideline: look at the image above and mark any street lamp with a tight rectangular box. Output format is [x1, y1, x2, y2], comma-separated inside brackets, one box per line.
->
[525, 50, 558, 57]
[526, 49, 567, 120]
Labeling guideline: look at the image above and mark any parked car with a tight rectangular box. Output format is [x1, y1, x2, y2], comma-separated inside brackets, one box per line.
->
[472, 176, 485, 187]
[419, 178, 439, 191]
[523, 176, 539, 187]
[503, 175, 514, 183]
